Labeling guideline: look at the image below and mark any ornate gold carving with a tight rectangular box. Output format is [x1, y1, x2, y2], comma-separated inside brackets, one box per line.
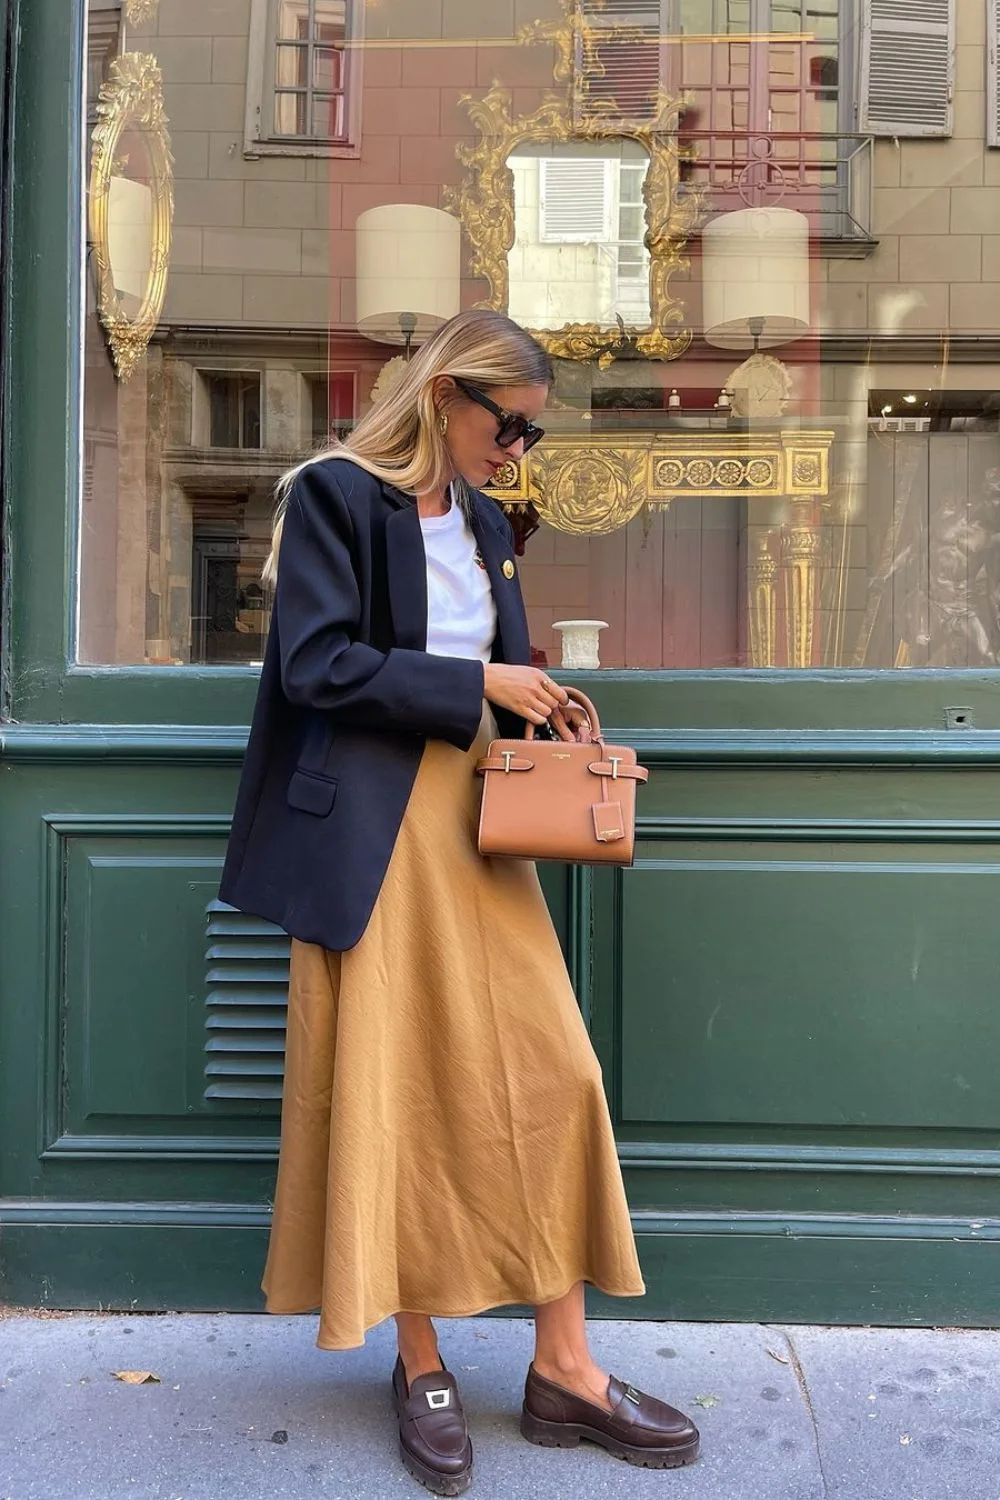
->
[124, 0, 160, 21]
[716, 459, 745, 488]
[782, 497, 821, 669]
[484, 430, 835, 536]
[483, 457, 530, 501]
[445, 70, 701, 366]
[89, 53, 174, 380]
[792, 453, 822, 488]
[654, 457, 684, 489]
[749, 531, 779, 668]
[530, 445, 648, 534]
[746, 458, 775, 488]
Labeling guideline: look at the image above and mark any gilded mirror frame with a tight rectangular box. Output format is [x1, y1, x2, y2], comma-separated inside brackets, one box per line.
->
[89, 52, 174, 381]
[447, 83, 701, 365]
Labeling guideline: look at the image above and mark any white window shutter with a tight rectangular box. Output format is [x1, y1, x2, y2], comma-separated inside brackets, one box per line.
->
[540, 159, 612, 242]
[581, 0, 661, 18]
[579, 0, 662, 122]
[989, 0, 1000, 148]
[859, 0, 955, 137]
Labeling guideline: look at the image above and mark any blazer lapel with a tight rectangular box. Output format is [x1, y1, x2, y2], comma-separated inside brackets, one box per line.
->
[469, 499, 531, 666]
[382, 484, 428, 651]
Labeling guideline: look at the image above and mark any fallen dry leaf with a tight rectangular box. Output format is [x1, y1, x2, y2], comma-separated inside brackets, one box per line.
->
[692, 1394, 721, 1408]
[111, 1370, 160, 1385]
[767, 1349, 790, 1365]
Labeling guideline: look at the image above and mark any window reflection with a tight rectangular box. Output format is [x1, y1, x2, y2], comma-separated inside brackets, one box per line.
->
[79, 0, 1000, 670]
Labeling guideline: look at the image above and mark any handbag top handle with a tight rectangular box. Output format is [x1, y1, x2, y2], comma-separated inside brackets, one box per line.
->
[524, 685, 602, 743]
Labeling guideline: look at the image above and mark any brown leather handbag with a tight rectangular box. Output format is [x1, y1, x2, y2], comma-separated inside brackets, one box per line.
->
[475, 687, 648, 865]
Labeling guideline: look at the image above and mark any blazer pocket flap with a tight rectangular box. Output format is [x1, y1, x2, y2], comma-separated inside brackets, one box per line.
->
[287, 769, 338, 816]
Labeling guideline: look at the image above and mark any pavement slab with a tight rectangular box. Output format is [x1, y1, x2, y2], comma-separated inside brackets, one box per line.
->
[782, 1325, 1000, 1500]
[0, 1312, 997, 1500]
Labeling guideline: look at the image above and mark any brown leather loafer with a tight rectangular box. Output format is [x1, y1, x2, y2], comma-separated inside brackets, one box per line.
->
[391, 1356, 474, 1496]
[520, 1362, 700, 1469]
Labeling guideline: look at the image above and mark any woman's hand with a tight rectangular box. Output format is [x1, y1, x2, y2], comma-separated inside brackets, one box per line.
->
[483, 664, 568, 726]
[549, 704, 593, 743]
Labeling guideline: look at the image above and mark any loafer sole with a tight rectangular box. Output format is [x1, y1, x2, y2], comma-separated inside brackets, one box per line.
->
[520, 1405, 700, 1469]
[392, 1383, 474, 1496]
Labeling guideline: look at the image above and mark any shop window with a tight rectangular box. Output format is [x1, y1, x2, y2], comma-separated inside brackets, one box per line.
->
[245, 0, 362, 157]
[307, 371, 357, 446]
[198, 373, 262, 451]
[870, 390, 1000, 434]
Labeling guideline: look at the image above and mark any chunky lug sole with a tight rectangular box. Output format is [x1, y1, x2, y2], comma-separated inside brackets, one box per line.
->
[520, 1405, 700, 1469]
[392, 1386, 473, 1497]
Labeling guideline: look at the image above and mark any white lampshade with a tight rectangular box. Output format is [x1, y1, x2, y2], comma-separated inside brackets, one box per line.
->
[355, 204, 461, 345]
[702, 206, 810, 350]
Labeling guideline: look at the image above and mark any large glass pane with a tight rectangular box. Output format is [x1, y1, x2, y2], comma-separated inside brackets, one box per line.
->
[78, 0, 1000, 669]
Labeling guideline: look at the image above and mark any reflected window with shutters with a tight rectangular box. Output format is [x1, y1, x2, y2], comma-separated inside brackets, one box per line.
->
[246, 0, 362, 154]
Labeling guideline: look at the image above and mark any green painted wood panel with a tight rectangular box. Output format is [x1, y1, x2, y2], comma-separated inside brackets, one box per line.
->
[618, 857, 1000, 1129]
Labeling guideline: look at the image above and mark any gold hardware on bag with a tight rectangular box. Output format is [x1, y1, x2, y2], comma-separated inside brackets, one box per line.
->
[608, 756, 622, 779]
[501, 750, 515, 773]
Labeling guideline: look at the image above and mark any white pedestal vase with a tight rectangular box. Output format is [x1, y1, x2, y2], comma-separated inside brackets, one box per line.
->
[552, 619, 609, 670]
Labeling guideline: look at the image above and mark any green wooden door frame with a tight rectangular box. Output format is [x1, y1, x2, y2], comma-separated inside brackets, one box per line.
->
[4, 0, 1000, 1325]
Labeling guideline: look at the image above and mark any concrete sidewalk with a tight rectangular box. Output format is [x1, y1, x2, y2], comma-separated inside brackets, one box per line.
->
[0, 1310, 997, 1500]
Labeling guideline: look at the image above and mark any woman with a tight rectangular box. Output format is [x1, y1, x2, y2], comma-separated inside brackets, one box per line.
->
[220, 309, 699, 1494]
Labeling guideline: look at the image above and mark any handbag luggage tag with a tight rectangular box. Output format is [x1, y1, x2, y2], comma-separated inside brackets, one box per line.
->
[591, 752, 626, 844]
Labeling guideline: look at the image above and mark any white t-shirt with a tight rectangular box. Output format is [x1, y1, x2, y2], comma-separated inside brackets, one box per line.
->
[419, 492, 498, 665]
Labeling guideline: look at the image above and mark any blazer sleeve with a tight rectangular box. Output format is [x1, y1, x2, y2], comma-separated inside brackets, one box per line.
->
[276, 461, 486, 748]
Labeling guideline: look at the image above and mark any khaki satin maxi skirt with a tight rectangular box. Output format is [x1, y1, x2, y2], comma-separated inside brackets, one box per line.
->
[261, 704, 645, 1350]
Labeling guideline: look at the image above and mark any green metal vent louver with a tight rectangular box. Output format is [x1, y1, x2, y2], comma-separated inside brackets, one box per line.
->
[204, 901, 290, 1102]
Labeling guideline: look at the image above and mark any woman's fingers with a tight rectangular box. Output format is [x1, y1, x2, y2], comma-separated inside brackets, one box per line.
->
[549, 707, 577, 743]
[538, 674, 569, 707]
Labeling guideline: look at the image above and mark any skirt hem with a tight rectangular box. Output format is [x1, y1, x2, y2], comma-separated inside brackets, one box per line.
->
[263, 1272, 648, 1352]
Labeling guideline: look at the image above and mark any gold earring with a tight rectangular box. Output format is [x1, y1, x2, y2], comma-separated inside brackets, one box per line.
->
[439, 412, 449, 436]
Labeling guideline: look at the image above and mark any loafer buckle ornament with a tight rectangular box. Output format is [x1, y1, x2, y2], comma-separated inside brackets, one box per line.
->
[623, 1383, 642, 1405]
[426, 1388, 451, 1410]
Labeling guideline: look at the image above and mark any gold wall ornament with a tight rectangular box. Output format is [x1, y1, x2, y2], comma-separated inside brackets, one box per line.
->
[124, 0, 160, 21]
[530, 445, 648, 534]
[89, 52, 174, 381]
[444, 81, 701, 366]
[481, 430, 835, 532]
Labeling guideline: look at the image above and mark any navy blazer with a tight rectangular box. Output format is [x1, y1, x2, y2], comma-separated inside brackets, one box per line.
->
[219, 456, 531, 951]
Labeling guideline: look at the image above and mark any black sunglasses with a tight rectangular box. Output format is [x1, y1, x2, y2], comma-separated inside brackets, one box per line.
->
[453, 378, 545, 453]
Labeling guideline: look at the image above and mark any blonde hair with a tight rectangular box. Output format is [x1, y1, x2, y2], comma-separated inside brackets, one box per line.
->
[263, 309, 553, 585]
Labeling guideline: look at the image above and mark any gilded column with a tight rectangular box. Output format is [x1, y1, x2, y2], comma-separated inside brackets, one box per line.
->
[781, 497, 821, 669]
[748, 530, 779, 667]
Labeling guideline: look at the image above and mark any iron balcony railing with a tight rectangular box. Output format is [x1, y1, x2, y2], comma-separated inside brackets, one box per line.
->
[676, 131, 876, 245]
